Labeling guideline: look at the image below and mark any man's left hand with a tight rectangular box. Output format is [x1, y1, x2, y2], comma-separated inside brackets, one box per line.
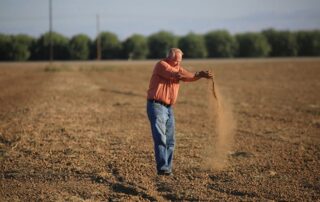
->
[197, 70, 213, 79]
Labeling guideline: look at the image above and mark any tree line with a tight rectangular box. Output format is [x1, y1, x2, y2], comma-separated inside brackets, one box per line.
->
[0, 29, 320, 61]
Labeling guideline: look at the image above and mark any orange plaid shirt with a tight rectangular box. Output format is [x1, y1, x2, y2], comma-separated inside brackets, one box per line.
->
[147, 59, 195, 105]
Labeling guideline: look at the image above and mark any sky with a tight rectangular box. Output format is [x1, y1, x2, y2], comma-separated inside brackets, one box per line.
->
[1, 0, 320, 40]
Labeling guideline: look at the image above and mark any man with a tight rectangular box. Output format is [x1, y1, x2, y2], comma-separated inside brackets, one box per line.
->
[146, 48, 213, 176]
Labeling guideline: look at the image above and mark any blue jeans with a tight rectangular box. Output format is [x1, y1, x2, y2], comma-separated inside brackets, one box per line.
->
[147, 100, 175, 173]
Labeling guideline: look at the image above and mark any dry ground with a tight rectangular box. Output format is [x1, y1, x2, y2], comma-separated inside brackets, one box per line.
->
[0, 59, 319, 201]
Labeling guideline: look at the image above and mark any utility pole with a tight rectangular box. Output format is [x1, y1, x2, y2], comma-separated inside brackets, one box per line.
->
[96, 14, 101, 60]
[49, 0, 53, 62]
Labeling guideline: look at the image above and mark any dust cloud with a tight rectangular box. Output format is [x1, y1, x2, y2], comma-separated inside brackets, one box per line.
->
[202, 78, 236, 170]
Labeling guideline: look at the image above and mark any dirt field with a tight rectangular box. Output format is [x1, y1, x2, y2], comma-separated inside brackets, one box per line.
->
[0, 59, 319, 201]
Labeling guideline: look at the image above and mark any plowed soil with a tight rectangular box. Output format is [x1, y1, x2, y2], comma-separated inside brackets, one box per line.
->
[0, 59, 319, 201]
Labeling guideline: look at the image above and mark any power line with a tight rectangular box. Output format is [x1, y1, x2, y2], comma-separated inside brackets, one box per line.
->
[96, 14, 101, 60]
[49, 0, 53, 62]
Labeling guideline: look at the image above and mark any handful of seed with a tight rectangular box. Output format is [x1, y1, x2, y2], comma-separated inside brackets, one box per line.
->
[211, 78, 219, 106]
[211, 78, 217, 99]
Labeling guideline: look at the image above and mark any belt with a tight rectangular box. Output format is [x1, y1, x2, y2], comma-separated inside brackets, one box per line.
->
[148, 99, 171, 107]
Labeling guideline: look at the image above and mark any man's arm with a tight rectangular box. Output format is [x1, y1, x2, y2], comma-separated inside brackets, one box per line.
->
[179, 67, 213, 82]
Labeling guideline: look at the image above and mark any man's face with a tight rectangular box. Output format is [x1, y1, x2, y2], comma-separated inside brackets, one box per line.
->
[172, 53, 182, 67]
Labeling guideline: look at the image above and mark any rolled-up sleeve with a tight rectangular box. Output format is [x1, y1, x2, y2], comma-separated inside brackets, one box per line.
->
[155, 61, 179, 81]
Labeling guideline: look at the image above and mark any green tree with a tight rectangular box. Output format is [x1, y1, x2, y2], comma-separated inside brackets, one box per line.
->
[121, 34, 148, 60]
[262, 29, 297, 57]
[93, 31, 121, 59]
[235, 32, 270, 57]
[69, 34, 91, 60]
[178, 33, 207, 58]
[9, 34, 35, 61]
[147, 31, 177, 58]
[205, 30, 237, 58]
[0, 34, 34, 61]
[30, 31, 69, 60]
[0, 34, 12, 60]
[296, 30, 320, 56]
